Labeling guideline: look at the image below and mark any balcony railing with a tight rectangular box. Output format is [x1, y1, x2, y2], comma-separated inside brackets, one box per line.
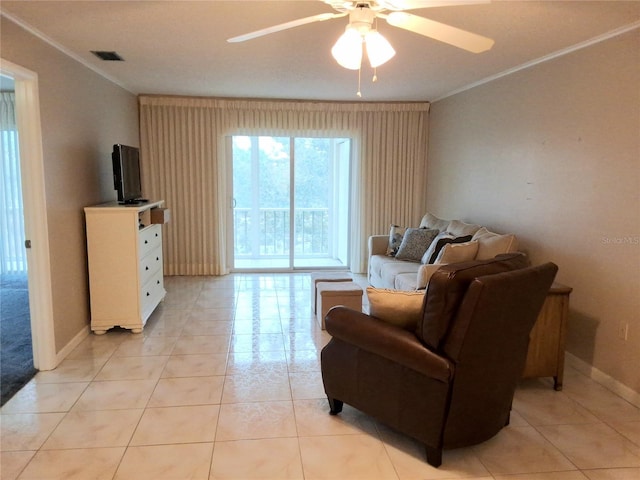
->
[234, 208, 329, 259]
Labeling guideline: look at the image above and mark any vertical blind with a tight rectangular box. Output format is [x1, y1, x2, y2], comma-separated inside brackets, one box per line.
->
[0, 91, 27, 274]
[139, 96, 429, 275]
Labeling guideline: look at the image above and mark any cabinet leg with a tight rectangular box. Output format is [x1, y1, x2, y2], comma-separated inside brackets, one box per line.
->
[93, 329, 107, 335]
[131, 328, 143, 334]
[554, 376, 563, 391]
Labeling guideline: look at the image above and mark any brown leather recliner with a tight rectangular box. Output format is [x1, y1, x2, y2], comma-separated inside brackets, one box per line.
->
[321, 253, 558, 467]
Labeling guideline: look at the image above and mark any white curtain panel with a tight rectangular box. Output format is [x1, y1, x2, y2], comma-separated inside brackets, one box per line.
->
[0, 91, 27, 274]
[139, 96, 429, 275]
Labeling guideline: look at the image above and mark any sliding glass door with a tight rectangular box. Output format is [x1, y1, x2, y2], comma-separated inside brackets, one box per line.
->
[231, 136, 350, 271]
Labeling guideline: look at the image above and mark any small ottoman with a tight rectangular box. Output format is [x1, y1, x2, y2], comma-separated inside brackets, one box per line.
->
[310, 272, 353, 314]
[316, 281, 363, 330]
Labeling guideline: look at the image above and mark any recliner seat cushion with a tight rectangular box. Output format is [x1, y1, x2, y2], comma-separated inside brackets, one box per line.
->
[416, 253, 530, 351]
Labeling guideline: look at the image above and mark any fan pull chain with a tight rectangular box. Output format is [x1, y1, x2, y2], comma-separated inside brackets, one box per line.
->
[357, 66, 362, 97]
[373, 66, 378, 82]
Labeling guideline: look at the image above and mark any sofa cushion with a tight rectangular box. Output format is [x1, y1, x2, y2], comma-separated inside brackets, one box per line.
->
[446, 220, 482, 237]
[395, 272, 420, 291]
[421, 232, 473, 264]
[386, 224, 407, 256]
[415, 253, 529, 351]
[434, 240, 479, 264]
[381, 259, 421, 287]
[367, 287, 425, 330]
[395, 228, 439, 262]
[419, 212, 449, 232]
[472, 227, 519, 260]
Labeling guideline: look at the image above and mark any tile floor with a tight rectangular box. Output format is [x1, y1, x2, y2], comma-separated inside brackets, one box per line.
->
[1, 273, 639, 480]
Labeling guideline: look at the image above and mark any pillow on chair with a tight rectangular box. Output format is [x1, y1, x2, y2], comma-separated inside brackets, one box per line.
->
[416, 253, 530, 351]
[367, 287, 425, 330]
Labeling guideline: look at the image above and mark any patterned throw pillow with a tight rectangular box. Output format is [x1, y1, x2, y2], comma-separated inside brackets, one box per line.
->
[421, 232, 473, 264]
[386, 224, 407, 256]
[395, 228, 439, 263]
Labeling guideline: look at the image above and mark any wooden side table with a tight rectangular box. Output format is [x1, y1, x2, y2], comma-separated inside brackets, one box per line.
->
[522, 282, 573, 390]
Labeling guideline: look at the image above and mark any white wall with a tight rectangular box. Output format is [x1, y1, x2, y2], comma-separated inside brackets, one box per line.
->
[427, 30, 639, 393]
[1, 17, 139, 352]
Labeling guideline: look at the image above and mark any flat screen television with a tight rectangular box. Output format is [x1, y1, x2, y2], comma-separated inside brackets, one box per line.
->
[112, 144, 145, 204]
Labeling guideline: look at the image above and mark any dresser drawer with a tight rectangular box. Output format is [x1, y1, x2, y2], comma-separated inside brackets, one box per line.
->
[140, 269, 165, 321]
[139, 224, 162, 258]
[140, 246, 163, 286]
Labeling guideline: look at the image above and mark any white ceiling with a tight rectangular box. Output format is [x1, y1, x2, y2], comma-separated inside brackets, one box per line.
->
[1, 1, 639, 102]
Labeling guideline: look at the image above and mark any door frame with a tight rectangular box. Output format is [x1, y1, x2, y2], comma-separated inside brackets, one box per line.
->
[1, 59, 56, 370]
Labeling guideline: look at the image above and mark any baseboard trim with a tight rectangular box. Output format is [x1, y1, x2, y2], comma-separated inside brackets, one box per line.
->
[565, 352, 640, 408]
[53, 326, 90, 368]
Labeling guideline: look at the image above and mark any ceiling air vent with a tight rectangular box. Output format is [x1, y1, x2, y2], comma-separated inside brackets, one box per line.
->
[91, 51, 124, 61]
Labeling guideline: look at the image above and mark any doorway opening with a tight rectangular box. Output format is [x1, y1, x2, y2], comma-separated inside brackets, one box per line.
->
[0, 74, 36, 405]
[231, 136, 351, 271]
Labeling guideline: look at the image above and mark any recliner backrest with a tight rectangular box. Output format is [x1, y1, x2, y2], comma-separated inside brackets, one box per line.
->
[416, 253, 530, 351]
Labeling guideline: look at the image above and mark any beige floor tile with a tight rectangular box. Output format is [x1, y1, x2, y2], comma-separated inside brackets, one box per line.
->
[17, 447, 125, 480]
[161, 353, 228, 377]
[114, 443, 213, 480]
[513, 386, 600, 426]
[112, 335, 178, 356]
[72, 379, 157, 411]
[537, 422, 640, 469]
[148, 376, 224, 407]
[493, 472, 589, 480]
[225, 350, 288, 375]
[210, 438, 304, 480]
[195, 294, 236, 310]
[230, 333, 286, 353]
[32, 357, 105, 383]
[0, 450, 35, 480]
[289, 371, 326, 399]
[286, 349, 321, 372]
[183, 307, 235, 323]
[0, 413, 65, 451]
[172, 335, 231, 355]
[130, 404, 219, 445]
[41, 408, 143, 449]
[299, 434, 399, 480]
[233, 318, 283, 334]
[216, 401, 297, 441]
[221, 371, 292, 403]
[471, 426, 576, 475]
[583, 467, 640, 480]
[0, 381, 88, 414]
[94, 355, 169, 381]
[608, 420, 640, 446]
[293, 399, 379, 437]
[182, 318, 234, 336]
[284, 331, 330, 352]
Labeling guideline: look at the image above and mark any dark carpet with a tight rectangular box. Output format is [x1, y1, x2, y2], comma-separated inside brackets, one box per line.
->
[1, 272, 37, 406]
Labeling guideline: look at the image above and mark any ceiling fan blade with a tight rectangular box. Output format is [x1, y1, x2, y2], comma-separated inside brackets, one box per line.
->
[227, 12, 346, 43]
[377, 0, 490, 11]
[384, 11, 494, 53]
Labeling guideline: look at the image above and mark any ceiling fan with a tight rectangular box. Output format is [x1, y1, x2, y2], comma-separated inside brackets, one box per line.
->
[227, 0, 495, 55]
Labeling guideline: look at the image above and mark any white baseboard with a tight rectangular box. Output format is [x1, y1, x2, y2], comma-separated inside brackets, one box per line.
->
[566, 352, 640, 408]
[54, 326, 90, 366]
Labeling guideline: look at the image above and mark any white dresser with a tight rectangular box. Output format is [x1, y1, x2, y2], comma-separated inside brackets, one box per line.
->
[84, 200, 167, 334]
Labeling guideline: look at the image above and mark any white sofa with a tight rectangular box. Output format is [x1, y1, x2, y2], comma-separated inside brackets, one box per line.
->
[368, 213, 520, 291]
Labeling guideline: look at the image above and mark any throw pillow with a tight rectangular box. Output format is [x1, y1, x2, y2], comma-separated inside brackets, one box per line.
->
[421, 232, 473, 264]
[434, 240, 479, 264]
[446, 219, 482, 237]
[418, 212, 449, 232]
[386, 224, 407, 256]
[395, 228, 439, 263]
[367, 287, 425, 330]
[472, 227, 519, 260]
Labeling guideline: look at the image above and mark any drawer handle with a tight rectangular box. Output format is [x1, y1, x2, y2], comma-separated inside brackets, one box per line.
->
[156, 257, 159, 261]
[144, 240, 149, 244]
[157, 280, 160, 285]
[155, 233, 158, 237]
[146, 292, 150, 297]
[145, 266, 149, 271]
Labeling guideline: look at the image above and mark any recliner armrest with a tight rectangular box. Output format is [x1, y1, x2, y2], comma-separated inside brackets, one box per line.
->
[368, 235, 389, 257]
[324, 306, 453, 382]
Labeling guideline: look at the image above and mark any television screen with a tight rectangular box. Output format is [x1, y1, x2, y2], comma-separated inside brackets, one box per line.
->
[112, 144, 143, 204]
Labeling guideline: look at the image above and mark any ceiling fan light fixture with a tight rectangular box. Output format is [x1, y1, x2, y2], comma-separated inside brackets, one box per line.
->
[365, 30, 395, 68]
[331, 26, 363, 70]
